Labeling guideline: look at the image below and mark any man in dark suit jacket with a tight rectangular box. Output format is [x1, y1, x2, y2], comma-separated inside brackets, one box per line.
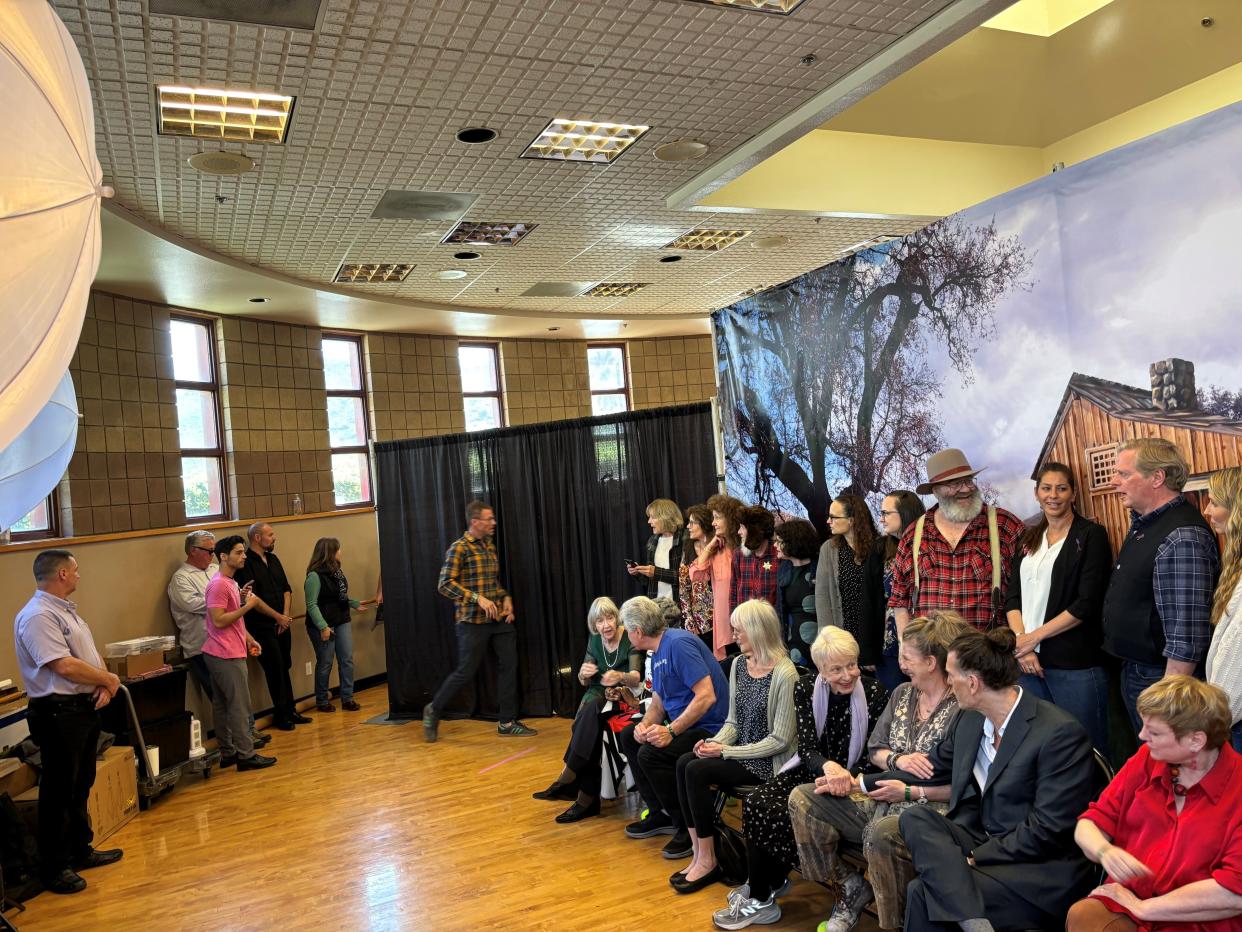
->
[862, 631, 1097, 931]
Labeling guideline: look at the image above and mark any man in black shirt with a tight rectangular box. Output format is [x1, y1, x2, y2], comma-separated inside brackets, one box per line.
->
[235, 522, 309, 731]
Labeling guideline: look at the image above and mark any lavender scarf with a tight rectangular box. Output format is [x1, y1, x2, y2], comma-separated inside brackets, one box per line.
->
[779, 673, 870, 775]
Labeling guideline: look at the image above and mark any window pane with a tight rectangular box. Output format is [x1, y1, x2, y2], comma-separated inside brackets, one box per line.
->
[170, 319, 213, 383]
[323, 338, 362, 391]
[332, 452, 372, 505]
[182, 457, 225, 518]
[587, 347, 625, 391]
[591, 392, 628, 416]
[11, 500, 50, 533]
[175, 388, 219, 449]
[463, 396, 502, 432]
[459, 346, 499, 393]
[327, 396, 367, 448]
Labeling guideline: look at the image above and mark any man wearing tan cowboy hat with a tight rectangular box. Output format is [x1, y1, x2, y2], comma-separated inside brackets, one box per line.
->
[888, 449, 1025, 636]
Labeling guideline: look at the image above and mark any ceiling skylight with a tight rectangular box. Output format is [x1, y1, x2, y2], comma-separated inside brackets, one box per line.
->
[664, 228, 752, 251]
[156, 85, 294, 144]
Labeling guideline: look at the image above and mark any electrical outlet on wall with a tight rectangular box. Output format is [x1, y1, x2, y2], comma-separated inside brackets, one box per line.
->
[304, 661, 313, 675]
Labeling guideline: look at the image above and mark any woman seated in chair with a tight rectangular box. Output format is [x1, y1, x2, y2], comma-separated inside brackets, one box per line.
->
[671, 600, 798, 895]
[532, 596, 643, 823]
[711, 626, 888, 931]
[1069, 675, 1242, 931]
[790, 611, 969, 932]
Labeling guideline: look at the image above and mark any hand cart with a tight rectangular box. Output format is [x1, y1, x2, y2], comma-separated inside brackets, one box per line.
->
[117, 683, 220, 810]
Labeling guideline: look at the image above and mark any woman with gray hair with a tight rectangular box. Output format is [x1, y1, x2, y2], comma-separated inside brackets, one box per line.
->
[670, 600, 798, 894]
[533, 596, 644, 824]
[711, 626, 888, 930]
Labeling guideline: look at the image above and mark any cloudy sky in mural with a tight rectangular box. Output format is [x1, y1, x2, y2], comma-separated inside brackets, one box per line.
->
[930, 101, 1242, 512]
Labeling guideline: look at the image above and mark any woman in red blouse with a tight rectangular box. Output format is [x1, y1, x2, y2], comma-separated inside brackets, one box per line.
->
[1069, 676, 1242, 931]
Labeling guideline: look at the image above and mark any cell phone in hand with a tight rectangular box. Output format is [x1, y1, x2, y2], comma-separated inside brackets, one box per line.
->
[625, 558, 638, 567]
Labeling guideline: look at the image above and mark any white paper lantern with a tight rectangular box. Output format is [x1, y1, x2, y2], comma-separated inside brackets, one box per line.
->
[0, 1, 108, 456]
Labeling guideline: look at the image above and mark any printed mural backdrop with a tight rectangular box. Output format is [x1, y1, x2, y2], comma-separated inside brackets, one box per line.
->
[715, 101, 1242, 540]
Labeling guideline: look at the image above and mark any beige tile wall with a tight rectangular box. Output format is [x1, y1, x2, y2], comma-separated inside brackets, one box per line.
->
[64, 293, 185, 535]
[627, 335, 717, 409]
[217, 317, 336, 517]
[365, 333, 466, 441]
[499, 339, 593, 425]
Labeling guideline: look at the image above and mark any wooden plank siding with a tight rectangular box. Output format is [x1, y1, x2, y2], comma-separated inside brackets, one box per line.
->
[1044, 397, 1242, 554]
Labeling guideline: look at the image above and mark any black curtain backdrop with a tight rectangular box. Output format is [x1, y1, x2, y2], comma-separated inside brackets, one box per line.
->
[376, 402, 718, 720]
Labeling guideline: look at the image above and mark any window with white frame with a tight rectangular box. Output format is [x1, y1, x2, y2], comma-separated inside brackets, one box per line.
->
[587, 344, 630, 415]
[170, 316, 227, 521]
[322, 335, 373, 506]
[458, 343, 505, 431]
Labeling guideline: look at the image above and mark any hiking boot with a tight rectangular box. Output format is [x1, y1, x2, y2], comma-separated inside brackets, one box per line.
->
[822, 870, 874, 932]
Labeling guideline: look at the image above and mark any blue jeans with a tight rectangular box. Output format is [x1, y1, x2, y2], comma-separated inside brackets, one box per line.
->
[1120, 661, 1166, 735]
[307, 621, 355, 704]
[1019, 665, 1110, 753]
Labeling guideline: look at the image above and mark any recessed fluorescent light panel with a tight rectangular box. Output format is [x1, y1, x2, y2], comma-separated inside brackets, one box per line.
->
[335, 263, 413, 283]
[157, 85, 294, 144]
[442, 222, 536, 247]
[522, 119, 650, 164]
[664, 229, 752, 251]
[684, 0, 808, 13]
[585, 283, 648, 298]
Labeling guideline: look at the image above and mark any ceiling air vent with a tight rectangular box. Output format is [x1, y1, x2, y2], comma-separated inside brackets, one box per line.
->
[370, 191, 478, 222]
[664, 228, 752, 251]
[442, 222, 536, 247]
[335, 264, 414, 283]
[520, 282, 597, 298]
[149, 0, 324, 30]
[585, 283, 648, 298]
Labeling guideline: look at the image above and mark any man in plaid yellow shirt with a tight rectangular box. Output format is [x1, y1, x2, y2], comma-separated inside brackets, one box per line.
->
[423, 500, 536, 741]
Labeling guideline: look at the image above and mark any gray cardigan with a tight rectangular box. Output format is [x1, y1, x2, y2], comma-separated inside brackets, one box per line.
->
[815, 537, 844, 635]
[709, 654, 798, 773]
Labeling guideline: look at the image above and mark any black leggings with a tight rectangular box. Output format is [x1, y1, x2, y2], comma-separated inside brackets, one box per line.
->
[746, 841, 791, 902]
[675, 753, 757, 838]
[563, 697, 611, 797]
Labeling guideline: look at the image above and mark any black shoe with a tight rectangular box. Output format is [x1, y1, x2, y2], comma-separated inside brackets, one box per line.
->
[554, 798, 600, 823]
[532, 780, 578, 801]
[236, 753, 277, 771]
[671, 864, 723, 894]
[423, 704, 439, 743]
[290, 713, 313, 725]
[250, 731, 271, 748]
[662, 830, 693, 859]
[42, 868, 86, 894]
[625, 809, 676, 838]
[72, 847, 123, 871]
[220, 755, 237, 768]
[273, 721, 296, 732]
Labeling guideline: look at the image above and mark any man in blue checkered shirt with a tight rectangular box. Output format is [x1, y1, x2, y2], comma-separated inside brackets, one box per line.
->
[1102, 438, 1220, 732]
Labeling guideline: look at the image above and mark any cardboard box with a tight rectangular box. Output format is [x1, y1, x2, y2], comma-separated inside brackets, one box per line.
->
[106, 650, 167, 679]
[0, 758, 36, 799]
[13, 745, 139, 843]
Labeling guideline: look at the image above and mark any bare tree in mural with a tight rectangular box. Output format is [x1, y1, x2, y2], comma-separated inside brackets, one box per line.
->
[718, 216, 1031, 535]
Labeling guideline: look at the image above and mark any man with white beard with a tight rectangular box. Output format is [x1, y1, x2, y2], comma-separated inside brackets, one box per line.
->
[888, 449, 1025, 637]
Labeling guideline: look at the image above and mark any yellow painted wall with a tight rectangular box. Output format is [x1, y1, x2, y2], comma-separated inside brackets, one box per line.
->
[0, 510, 382, 726]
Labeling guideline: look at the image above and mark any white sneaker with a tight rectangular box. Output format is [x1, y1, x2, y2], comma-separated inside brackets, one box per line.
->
[713, 895, 782, 930]
[727, 877, 791, 907]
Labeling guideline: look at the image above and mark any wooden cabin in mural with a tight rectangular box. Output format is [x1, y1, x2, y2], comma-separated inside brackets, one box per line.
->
[1033, 358, 1242, 553]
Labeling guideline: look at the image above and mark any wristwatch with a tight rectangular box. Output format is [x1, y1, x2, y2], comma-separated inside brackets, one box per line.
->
[470, 592, 479, 604]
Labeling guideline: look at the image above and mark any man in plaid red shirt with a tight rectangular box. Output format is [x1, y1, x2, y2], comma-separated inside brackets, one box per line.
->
[889, 449, 1025, 634]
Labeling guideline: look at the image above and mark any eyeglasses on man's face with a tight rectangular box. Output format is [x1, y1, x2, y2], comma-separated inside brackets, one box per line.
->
[193, 546, 214, 555]
[934, 478, 976, 492]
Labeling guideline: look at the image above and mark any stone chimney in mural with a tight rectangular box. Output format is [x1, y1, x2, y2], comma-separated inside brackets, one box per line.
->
[1150, 358, 1197, 411]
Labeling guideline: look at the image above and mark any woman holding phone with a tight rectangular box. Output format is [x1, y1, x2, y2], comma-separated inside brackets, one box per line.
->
[304, 537, 368, 713]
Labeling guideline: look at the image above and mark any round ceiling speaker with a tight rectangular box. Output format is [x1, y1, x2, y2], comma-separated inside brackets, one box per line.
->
[453, 251, 481, 260]
[436, 270, 468, 280]
[653, 140, 708, 163]
[456, 127, 497, 144]
[187, 151, 255, 175]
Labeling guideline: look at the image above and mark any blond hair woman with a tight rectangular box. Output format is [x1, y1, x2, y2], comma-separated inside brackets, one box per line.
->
[629, 498, 687, 603]
[1205, 466, 1242, 752]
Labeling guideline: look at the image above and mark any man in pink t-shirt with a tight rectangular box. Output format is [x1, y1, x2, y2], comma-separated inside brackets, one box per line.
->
[204, 536, 276, 770]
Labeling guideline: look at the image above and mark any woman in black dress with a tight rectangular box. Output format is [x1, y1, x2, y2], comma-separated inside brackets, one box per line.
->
[815, 494, 883, 668]
[774, 518, 819, 668]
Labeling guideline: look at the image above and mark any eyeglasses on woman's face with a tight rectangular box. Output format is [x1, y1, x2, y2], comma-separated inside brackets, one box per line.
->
[828, 512, 849, 522]
[879, 510, 899, 518]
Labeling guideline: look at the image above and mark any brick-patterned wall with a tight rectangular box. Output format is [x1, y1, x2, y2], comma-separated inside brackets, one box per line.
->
[627, 336, 717, 409]
[217, 317, 336, 517]
[64, 293, 185, 535]
[365, 333, 465, 441]
[500, 339, 592, 425]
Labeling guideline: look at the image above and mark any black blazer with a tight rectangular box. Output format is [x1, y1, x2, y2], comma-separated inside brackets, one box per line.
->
[643, 528, 687, 603]
[875, 690, 1096, 905]
[858, 537, 888, 667]
[1004, 515, 1112, 669]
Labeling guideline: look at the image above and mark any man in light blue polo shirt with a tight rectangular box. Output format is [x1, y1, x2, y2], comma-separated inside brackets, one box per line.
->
[14, 549, 124, 894]
[618, 596, 729, 860]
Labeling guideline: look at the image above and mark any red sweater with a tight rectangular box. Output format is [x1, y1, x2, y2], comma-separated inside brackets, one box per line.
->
[1080, 743, 1242, 931]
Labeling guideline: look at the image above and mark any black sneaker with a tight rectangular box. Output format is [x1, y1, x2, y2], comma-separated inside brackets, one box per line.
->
[72, 847, 123, 870]
[290, 713, 313, 725]
[220, 754, 237, 768]
[42, 868, 86, 894]
[250, 730, 271, 748]
[236, 753, 277, 771]
[662, 830, 693, 859]
[497, 721, 537, 737]
[625, 809, 676, 838]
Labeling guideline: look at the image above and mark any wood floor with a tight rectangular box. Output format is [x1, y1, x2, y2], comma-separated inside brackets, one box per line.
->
[12, 685, 882, 931]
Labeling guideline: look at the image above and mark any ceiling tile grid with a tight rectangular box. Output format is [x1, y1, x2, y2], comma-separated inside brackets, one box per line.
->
[54, 0, 943, 317]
